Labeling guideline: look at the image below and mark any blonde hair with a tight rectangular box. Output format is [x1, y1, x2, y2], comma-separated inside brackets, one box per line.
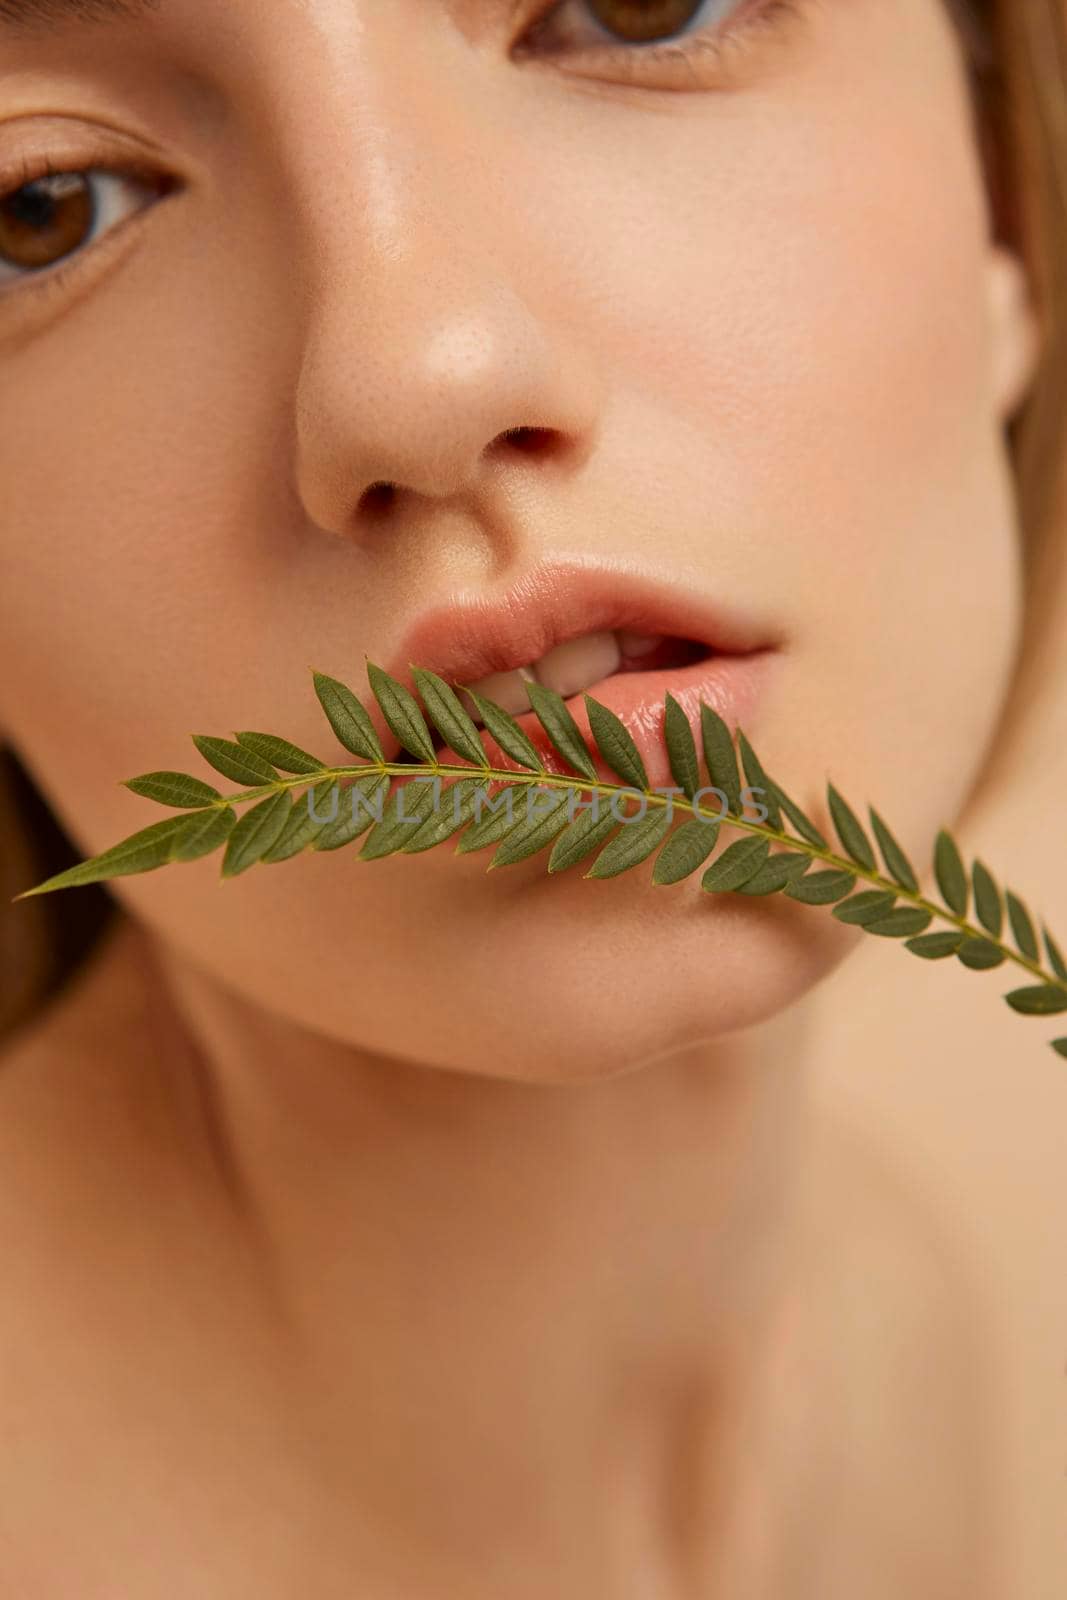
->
[2, 0, 1066, 1046]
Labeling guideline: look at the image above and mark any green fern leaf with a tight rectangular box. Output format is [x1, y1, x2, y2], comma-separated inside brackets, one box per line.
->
[124, 771, 223, 809]
[465, 691, 544, 773]
[234, 732, 325, 774]
[359, 778, 439, 860]
[172, 804, 237, 863]
[832, 889, 898, 927]
[863, 907, 933, 938]
[547, 802, 620, 874]
[827, 784, 876, 871]
[586, 805, 672, 880]
[868, 807, 918, 893]
[904, 931, 964, 960]
[663, 694, 699, 800]
[971, 860, 1003, 938]
[702, 836, 770, 893]
[733, 850, 811, 897]
[652, 817, 721, 886]
[403, 778, 487, 854]
[1005, 890, 1039, 961]
[1004, 984, 1067, 1017]
[454, 784, 531, 854]
[314, 773, 390, 851]
[524, 680, 597, 782]
[367, 663, 437, 764]
[934, 829, 969, 917]
[192, 735, 278, 787]
[489, 790, 572, 867]
[221, 791, 292, 877]
[767, 780, 826, 850]
[312, 670, 384, 763]
[700, 705, 742, 815]
[262, 779, 338, 863]
[784, 868, 856, 906]
[1043, 927, 1067, 983]
[584, 695, 648, 790]
[955, 936, 1006, 970]
[736, 730, 780, 828]
[412, 669, 489, 769]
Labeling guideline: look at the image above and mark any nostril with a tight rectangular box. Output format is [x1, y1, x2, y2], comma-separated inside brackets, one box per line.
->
[361, 481, 397, 515]
[496, 426, 560, 458]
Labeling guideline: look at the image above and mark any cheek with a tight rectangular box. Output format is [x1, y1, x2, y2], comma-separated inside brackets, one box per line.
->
[542, 7, 1020, 858]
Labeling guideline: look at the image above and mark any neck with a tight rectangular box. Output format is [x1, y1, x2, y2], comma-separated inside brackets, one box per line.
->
[148, 934, 817, 1598]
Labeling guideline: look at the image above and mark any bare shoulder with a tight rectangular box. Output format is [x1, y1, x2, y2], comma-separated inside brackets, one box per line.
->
[794, 1106, 1001, 1600]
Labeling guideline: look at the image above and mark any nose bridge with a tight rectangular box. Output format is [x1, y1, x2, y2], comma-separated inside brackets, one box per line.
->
[277, 29, 597, 532]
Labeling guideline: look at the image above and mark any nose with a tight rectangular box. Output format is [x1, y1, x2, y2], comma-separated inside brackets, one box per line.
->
[288, 77, 603, 543]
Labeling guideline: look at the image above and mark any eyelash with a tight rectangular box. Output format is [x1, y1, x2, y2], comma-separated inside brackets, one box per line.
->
[516, 0, 811, 86]
[0, 151, 173, 306]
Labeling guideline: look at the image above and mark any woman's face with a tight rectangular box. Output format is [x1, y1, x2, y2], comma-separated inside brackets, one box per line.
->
[0, 0, 1034, 1080]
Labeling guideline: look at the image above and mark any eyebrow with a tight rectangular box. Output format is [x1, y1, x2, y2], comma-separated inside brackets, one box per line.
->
[0, 0, 162, 33]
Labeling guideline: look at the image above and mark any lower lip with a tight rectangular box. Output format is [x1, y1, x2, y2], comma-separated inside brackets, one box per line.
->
[439, 648, 779, 790]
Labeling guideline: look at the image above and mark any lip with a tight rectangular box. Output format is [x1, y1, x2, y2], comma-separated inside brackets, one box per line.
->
[377, 559, 783, 788]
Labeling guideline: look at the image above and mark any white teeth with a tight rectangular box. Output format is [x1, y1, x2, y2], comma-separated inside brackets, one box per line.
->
[617, 630, 663, 660]
[463, 628, 635, 720]
[534, 631, 621, 699]
[464, 666, 536, 722]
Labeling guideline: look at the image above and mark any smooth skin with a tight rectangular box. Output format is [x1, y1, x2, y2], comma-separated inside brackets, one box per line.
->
[0, 1, 1042, 1594]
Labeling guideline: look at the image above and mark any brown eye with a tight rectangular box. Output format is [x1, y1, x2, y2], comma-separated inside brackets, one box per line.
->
[0, 172, 95, 273]
[582, 0, 709, 43]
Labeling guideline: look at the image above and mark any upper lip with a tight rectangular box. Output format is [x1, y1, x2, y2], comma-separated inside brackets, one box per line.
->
[379, 557, 779, 710]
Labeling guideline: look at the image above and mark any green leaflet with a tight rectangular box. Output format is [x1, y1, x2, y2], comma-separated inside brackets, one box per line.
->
[956, 936, 1005, 970]
[584, 695, 648, 791]
[403, 778, 486, 854]
[586, 804, 672, 880]
[490, 789, 572, 868]
[702, 836, 770, 893]
[1052, 1039, 1067, 1059]
[234, 732, 326, 774]
[663, 694, 699, 801]
[172, 805, 236, 862]
[868, 807, 918, 893]
[412, 669, 489, 769]
[548, 802, 620, 874]
[934, 829, 968, 917]
[454, 784, 531, 853]
[904, 931, 964, 960]
[769, 780, 826, 850]
[863, 907, 932, 939]
[314, 773, 390, 851]
[312, 670, 384, 763]
[1004, 985, 1067, 1017]
[827, 784, 875, 871]
[524, 680, 598, 783]
[221, 791, 292, 877]
[124, 771, 223, 809]
[367, 662, 437, 764]
[262, 778, 338, 863]
[1005, 890, 1039, 961]
[652, 817, 721, 886]
[15, 812, 209, 896]
[733, 850, 811, 897]
[700, 705, 741, 815]
[784, 869, 856, 906]
[465, 691, 544, 773]
[832, 889, 898, 927]
[192, 735, 278, 787]
[971, 860, 1003, 938]
[360, 777, 439, 860]
[1044, 928, 1067, 983]
[736, 730, 780, 829]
